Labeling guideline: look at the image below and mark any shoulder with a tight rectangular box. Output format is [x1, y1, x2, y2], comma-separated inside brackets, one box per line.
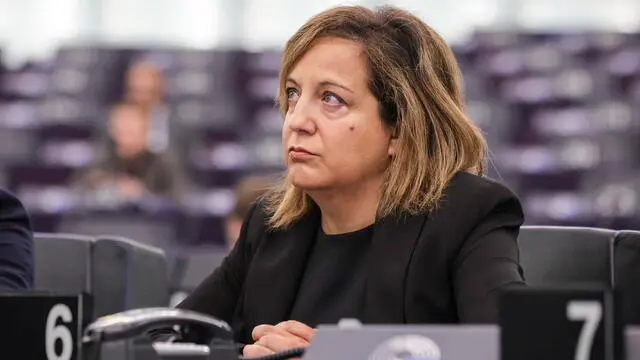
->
[152, 151, 185, 173]
[0, 188, 30, 220]
[427, 171, 524, 233]
[443, 171, 521, 212]
[240, 198, 270, 245]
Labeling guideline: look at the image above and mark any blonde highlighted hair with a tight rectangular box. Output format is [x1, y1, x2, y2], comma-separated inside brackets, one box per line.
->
[264, 5, 487, 229]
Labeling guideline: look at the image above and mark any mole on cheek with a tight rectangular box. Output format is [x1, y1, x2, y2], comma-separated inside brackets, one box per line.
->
[349, 125, 356, 131]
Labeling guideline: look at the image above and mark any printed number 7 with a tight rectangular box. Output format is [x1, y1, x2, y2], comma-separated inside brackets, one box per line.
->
[567, 301, 602, 360]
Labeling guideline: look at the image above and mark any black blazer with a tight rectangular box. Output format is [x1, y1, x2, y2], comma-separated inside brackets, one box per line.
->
[0, 188, 34, 290]
[178, 172, 525, 344]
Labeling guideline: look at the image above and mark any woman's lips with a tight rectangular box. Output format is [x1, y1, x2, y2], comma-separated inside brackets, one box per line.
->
[288, 146, 315, 160]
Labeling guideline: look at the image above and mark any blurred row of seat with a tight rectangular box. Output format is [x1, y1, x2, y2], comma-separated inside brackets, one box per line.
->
[2, 30, 640, 237]
[14, 178, 640, 247]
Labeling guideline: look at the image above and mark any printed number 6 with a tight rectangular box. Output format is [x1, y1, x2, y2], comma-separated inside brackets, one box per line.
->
[46, 304, 73, 360]
[567, 301, 602, 360]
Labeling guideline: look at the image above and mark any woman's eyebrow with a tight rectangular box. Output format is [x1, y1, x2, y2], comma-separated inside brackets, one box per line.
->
[286, 77, 354, 93]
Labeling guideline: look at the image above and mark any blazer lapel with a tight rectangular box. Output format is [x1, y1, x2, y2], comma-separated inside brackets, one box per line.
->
[242, 206, 320, 327]
[363, 212, 428, 323]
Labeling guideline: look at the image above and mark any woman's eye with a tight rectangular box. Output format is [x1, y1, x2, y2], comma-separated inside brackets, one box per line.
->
[286, 87, 299, 100]
[322, 92, 344, 106]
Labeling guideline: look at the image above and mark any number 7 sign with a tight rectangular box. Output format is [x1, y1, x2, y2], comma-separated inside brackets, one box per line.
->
[567, 301, 603, 360]
[500, 287, 623, 360]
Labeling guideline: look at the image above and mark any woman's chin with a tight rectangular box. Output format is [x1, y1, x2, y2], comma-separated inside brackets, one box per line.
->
[290, 177, 316, 190]
[289, 172, 326, 191]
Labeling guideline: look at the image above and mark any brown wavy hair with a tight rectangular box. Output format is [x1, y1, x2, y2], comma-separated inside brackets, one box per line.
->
[263, 5, 487, 229]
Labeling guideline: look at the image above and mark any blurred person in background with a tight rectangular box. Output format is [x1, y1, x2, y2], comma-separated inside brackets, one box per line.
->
[0, 188, 33, 290]
[173, 5, 525, 357]
[123, 61, 175, 154]
[225, 176, 274, 249]
[74, 102, 185, 204]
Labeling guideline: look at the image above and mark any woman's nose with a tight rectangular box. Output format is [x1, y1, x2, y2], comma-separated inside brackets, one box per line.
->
[286, 98, 317, 135]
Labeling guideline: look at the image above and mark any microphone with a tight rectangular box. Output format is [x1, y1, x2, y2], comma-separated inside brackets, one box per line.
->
[82, 307, 304, 360]
[83, 307, 233, 344]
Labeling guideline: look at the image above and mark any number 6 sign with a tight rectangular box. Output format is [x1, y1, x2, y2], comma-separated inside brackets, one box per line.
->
[0, 293, 91, 360]
[46, 304, 74, 360]
[500, 287, 623, 360]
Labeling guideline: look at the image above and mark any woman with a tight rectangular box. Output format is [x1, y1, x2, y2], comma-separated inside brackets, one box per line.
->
[75, 102, 185, 202]
[177, 5, 525, 357]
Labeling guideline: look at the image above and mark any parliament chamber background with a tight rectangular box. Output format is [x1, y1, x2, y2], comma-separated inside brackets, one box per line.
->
[1, 0, 640, 359]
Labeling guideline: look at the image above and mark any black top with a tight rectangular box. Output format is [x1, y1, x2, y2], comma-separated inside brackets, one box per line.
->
[176, 172, 525, 344]
[289, 224, 374, 326]
[75, 149, 186, 198]
[0, 189, 33, 290]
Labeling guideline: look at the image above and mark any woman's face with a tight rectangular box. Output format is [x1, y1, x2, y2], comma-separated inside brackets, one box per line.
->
[282, 37, 396, 192]
[109, 106, 148, 158]
[125, 64, 162, 106]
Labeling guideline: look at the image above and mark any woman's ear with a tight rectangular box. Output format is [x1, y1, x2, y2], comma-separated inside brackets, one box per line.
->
[388, 124, 399, 156]
[388, 138, 398, 156]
